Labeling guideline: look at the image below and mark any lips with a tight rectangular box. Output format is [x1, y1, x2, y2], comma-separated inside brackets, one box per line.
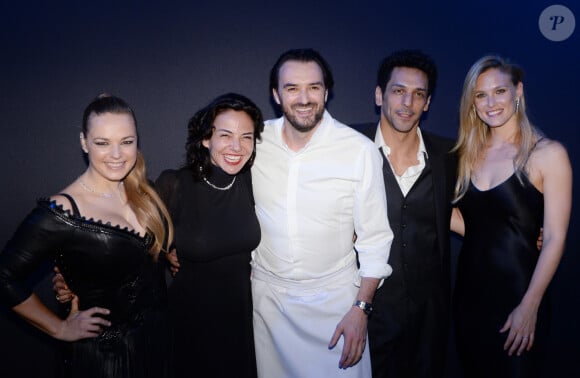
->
[105, 162, 125, 169]
[397, 110, 414, 119]
[224, 154, 243, 165]
[293, 104, 315, 116]
[486, 109, 503, 117]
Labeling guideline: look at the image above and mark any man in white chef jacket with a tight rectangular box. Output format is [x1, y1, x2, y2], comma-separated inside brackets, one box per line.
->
[251, 48, 394, 378]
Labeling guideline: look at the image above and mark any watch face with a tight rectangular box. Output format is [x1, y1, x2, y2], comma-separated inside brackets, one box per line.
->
[354, 301, 372, 315]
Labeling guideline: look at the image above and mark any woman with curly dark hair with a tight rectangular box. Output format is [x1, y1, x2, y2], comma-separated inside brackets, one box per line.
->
[155, 93, 264, 378]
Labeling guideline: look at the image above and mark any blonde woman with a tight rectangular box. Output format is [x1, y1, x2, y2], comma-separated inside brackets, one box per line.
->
[450, 56, 572, 378]
[0, 94, 174, 377]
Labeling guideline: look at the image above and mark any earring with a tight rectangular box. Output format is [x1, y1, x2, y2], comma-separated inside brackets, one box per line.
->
[515, 97, 520, 113]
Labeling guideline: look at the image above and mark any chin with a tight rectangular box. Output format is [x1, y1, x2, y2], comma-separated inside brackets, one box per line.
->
[220, 164, 246, 175]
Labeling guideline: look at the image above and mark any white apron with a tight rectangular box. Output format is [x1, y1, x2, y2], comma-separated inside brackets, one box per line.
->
[252, 261, 372, 378]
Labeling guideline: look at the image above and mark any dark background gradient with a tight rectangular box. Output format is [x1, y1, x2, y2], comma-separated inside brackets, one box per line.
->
[1, 1, 578, 377]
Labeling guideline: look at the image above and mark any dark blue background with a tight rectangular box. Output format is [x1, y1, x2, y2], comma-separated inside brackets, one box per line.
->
[1, 1, 578, 376]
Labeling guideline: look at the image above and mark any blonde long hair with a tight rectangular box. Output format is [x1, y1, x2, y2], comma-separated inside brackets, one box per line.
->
[82, 94, 173, 257]
[123, 151, 174, 257]
[453, 55, 542, 202]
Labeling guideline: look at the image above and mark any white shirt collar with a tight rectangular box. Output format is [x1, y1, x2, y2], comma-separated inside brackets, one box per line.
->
[374, 124, 429, 160]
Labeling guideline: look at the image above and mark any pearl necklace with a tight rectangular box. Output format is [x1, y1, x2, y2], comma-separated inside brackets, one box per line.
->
[202, 175, 236, 191]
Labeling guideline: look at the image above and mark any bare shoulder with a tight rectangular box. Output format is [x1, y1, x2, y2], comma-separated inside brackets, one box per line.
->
[527, 138, 571, 192]
[531, 138, 570, 169]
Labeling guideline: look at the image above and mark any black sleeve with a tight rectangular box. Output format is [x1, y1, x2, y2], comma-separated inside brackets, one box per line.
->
[0, 203, 65, 307]
[155, 169, 184, 223]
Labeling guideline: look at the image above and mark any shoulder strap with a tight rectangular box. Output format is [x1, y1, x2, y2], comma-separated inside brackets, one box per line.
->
[522, 137, 545, 168]
[57, 193, 80, 216]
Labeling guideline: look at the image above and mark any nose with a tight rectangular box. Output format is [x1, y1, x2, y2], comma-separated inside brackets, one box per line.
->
[487, 95, 496, 107]
[230, 137, 242, 152]
[110, 144, 122, 158]
[402, 92, 413, 107]
[297, 88, 309, 104]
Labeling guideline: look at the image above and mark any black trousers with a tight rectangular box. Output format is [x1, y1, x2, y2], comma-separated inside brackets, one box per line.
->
[368, 282, 449, 378]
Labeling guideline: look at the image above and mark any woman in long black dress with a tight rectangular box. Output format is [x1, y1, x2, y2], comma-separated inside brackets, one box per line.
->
[0, 94, 174, 378]
[155, 93, 264, 378]
[450, 56, 572, 377]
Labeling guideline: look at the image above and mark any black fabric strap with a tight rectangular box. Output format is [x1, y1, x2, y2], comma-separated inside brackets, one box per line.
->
[57, 193, 80, 216]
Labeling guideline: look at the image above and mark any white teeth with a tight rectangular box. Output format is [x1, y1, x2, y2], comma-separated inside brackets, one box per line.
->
[225, 155, 241, 163]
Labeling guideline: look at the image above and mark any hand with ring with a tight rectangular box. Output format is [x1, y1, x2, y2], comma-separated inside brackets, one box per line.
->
[500, 301, 538, 356]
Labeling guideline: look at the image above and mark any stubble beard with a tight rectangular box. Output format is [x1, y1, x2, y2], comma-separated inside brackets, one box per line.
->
[283, 103, 325, 133]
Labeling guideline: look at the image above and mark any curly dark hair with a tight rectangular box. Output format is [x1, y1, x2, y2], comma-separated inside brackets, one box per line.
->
[377, 50, 437, 96]
[185, 93, 264, 179]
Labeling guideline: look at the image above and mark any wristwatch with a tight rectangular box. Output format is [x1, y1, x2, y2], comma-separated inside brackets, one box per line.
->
[353, 300, 373, 315]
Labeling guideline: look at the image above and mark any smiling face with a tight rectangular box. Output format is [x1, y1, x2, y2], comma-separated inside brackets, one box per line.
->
[202, 109, 255, 175]
[81, 112, 138, 183]
[376, 66, 431, 135]
[473, 68, 523, 129]
[272, 60, 328, 133]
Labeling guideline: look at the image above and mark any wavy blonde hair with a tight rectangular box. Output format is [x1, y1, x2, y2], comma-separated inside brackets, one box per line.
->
[82, 94, 173, 257]
[453, 55, 542, 202]
[123, 151, 174, 257]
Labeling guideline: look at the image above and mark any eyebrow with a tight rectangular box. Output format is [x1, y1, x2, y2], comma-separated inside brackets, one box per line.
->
[391, 83, 427, 92]
[282, 81, 324, 88]
[93, 135, 136, 140]
[214, 128, 254, 135]
[475, 85, 508, 92]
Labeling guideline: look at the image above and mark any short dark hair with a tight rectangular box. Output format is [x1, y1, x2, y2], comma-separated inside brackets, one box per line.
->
[269, 48, 334, 93]
[377, 50, 437, 96]
[185, 93, 264, 179]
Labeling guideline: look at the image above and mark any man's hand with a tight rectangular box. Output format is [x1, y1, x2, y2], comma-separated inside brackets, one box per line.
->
[328, 306, 368, 369]
[166, 248, 180, 276]
[53, 266, 74, 303]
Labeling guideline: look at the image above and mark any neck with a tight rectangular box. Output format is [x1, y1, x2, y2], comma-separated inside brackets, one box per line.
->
[80, 171, 124, 196]
[282, 121, 319, 152]
[488, 122, 519, 146]
[380, 122, 420, 157]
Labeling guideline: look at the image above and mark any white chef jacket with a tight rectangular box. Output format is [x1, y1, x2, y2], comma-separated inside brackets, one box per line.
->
[251, 110, 393, 282]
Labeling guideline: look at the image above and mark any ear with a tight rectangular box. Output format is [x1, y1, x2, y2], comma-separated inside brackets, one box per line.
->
[516, 82, 523, 98]
[423, 95, 432, 112]
[272, 88, 281, 105]
[202, 138, 210, 149]
[80, 132, 88, 153]
[375, 86, 383, 107]
[324, 89, 328, 103]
